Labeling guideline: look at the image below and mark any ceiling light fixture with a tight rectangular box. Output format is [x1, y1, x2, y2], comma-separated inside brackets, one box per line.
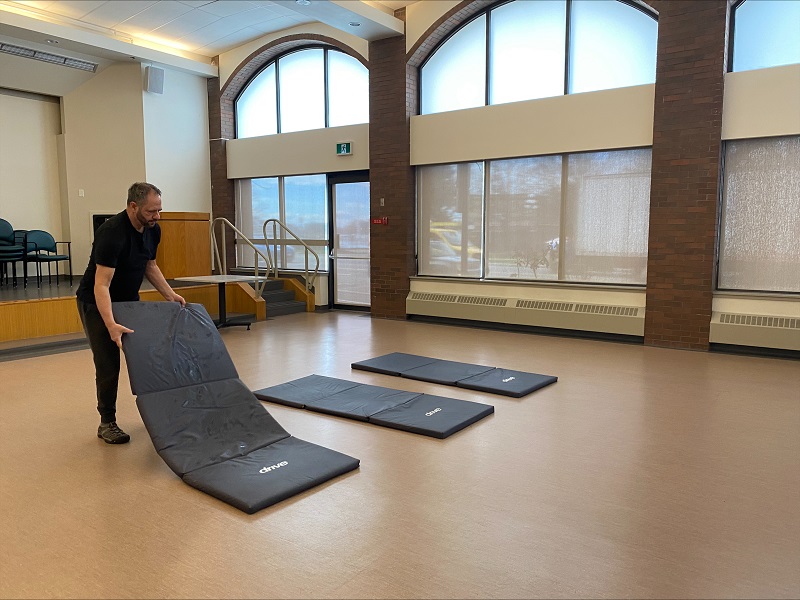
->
[46, 39, 59, 44]
[0, 43, 97, 72]
[296, 0, 311, 6]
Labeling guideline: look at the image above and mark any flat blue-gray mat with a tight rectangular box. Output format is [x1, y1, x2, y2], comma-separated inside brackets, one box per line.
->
[351, 353, 557, 398]
[253, 375, 494, 439]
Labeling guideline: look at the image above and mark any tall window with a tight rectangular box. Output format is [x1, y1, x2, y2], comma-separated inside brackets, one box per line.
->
[236, 175, 329, 271]
[235, 48, 368, 138]
[418, 163, 484, 277]
[420, 0, 657, 115]
[731, 0, 800, 72]
[419, 148, 652, 285]
[719, 136, 800, 293]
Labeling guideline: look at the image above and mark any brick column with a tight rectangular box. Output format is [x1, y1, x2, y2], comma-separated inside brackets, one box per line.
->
[645, 0, 729, 350]
[207, 76, 235, 273]
[368, 30, 416, 319]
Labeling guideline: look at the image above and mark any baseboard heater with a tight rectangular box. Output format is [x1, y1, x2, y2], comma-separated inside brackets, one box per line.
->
[710, 312, 800, 351]
[406, 292, 644, 337]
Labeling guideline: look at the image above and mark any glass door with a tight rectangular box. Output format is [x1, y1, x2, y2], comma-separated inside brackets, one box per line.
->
[331, 181, 371, 307]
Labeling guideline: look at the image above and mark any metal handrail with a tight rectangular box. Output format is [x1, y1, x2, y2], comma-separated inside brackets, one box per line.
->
[262, 218, 320, 293]
[210, 217, 272, 296]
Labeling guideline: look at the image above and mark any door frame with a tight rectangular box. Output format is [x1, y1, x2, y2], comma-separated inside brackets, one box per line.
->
[327, 170, 370, 310]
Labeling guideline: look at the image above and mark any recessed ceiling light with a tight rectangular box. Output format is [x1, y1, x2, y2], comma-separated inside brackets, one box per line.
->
[295, 0, 311, 6]
[349, 22, 361, 27]
[46, 39, 59, 44]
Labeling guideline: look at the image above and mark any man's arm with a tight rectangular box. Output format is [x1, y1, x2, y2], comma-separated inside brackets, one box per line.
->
[95, 265, 134, 349]
[144, 260, 186, 306]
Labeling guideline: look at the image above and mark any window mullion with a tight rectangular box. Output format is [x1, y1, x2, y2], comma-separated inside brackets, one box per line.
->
[278, 176, 286, 232]
[564, 0, 572, 95]
[324, 49, 330, 128]
[485, 9, 491, 106]
[558, 154, 568, 281]
[482, 160, 490, 279]
[275, 60, 282, 134]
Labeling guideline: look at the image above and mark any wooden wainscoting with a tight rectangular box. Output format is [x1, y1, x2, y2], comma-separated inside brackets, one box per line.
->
[0, 297, 84, 342]
[0, 283, 265, 343]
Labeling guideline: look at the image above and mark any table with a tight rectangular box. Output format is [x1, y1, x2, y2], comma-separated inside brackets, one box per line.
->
[175, 275, 258, 329]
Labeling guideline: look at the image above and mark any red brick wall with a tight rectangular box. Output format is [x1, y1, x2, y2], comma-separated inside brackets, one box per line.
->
[369, 16, 416, 319]
[206, 77, 235, 273]
[645, 0, 729, 349]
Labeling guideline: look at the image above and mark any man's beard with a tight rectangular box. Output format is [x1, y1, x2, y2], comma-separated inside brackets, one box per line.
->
[136, 209, 157, 229]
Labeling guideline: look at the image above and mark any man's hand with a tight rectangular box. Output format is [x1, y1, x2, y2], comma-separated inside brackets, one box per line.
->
[108, 322, 134, 349]
[168, 292, 186, 306]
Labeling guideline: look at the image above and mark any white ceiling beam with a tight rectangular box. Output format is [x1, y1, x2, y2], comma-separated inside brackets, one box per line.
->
[0, 4, 218, 76]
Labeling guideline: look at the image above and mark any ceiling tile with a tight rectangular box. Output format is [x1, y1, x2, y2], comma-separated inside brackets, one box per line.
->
[80, 1, 159, 29]
[36, 0, 107, 20]
[193, 26, 264, 55]
[13, 1, 58, 10]
[176, 14, 251, 47]
[195, 0, 258, 18]
[247, 1, 305, 18]
[114, 2, 194, 34]
[250, 15, 310, 33]
[227, 7, 280, 26]
[177, 0, 220, 7]
[215, 9, 270, 30]
[151, 7, 221, 38]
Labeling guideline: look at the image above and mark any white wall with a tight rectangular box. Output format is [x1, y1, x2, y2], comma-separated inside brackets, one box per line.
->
[61, 62, 147, 270]
[0, 90, 63, 238]
[218, 22, 369, 89]
[227, 124, 369, 179]
[60, 61, 214, 271]
[142, 65, 212, 214]
[722, 64, 800, 140]
[411, 84, 655, 165]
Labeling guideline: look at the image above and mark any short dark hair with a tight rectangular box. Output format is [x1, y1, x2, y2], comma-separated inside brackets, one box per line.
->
[127, 182, 162, 206]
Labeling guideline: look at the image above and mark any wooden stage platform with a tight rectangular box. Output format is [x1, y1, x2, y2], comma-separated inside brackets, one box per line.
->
[0, 277, 265, 357]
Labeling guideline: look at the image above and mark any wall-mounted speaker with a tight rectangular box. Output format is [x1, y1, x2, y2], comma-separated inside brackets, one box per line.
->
[145, 66, 164, 94]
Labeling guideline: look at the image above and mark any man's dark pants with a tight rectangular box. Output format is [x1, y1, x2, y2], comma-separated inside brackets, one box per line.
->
[76, 298, 120, 424]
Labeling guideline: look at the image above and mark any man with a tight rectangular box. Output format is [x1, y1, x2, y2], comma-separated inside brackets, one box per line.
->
[76, 182, 185, 444]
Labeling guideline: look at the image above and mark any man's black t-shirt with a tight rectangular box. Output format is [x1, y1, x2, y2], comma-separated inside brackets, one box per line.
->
[76, 210, 161, 304]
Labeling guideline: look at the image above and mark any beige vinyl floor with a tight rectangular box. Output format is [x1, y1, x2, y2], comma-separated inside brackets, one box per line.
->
[1, 310, 798, 599]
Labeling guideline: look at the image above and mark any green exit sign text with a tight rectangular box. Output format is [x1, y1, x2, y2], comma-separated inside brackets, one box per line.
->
[336, 142, 352, 156]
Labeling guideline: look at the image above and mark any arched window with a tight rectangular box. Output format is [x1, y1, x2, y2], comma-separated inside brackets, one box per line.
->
[730, 0, 800, 72]
[420, 0, 657, 115]
[236, 47, 368, 138]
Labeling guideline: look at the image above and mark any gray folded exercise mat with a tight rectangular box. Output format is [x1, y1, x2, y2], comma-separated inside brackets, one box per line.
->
[351, 352, 557, 397]
[113, 301, 359, 514]
[253, 375, 494, 438]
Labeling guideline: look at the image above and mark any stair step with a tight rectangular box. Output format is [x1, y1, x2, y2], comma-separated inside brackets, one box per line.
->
[249, 279, 284, 292]
[266, 300, 307, 317]
[261, 289, 296, 303]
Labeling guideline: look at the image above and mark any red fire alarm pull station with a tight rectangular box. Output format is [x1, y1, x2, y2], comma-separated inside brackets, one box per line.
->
[372, 217, 389, 225]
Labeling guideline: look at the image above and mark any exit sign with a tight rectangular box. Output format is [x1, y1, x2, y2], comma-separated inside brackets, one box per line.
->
[336, 142, 352, 156]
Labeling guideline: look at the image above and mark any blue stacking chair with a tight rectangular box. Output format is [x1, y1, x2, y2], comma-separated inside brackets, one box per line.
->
[25, 229, 72, 286]
[0, 219, 27, 288]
